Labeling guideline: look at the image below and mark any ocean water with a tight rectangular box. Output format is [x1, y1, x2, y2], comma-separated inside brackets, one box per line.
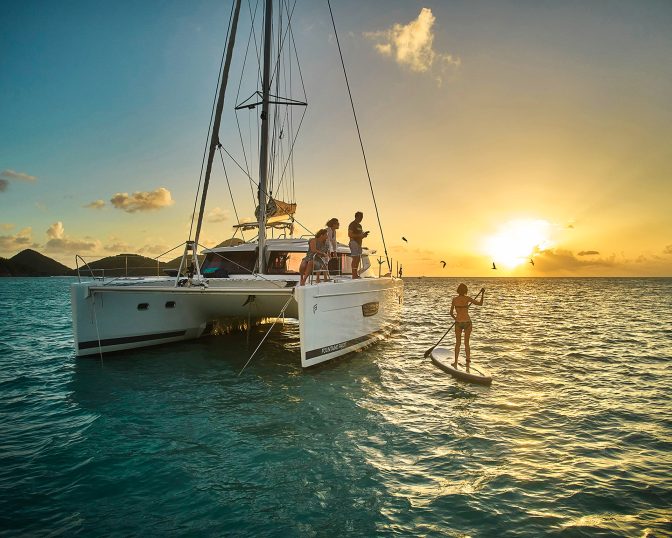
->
[0, 277, 670, 537]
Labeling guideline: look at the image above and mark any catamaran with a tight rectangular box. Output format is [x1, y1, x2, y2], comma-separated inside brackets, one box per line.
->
[71, 0, 403, 368]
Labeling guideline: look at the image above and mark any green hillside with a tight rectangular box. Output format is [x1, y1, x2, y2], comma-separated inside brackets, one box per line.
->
[0, 249, 72, 277]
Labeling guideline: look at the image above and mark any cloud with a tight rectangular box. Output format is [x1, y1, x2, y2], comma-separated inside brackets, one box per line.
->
[85, 199, 106, 209]
[0, 227, 36, 252]
[104, 241, 133, 253]
[138, 244, 170, 256]
[206, 206, 229, 223]
[1, 169, 37, 182]
[110, 187, 174, 213]
[0, 169, 37, 193]
[577, 250, 600, 256]
[44, 221, 99, 253]
[534, 249, 615, 272]
[365, 8, 460, 81]
[664, 244, 672, 256]
[1, 223, 13, 231]
[46, 222, 64, 240]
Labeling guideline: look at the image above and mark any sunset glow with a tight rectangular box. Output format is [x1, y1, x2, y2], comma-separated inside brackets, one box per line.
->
[484, 220, 553, 269]
[1, 1, 671, 277]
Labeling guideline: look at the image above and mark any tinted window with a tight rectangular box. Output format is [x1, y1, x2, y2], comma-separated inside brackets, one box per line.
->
[267, 252, 303, 274]
[201, 251, 257, 276]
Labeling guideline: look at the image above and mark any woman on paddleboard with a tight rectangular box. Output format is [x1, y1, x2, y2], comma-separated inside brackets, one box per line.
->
[450, 284, 485, 369]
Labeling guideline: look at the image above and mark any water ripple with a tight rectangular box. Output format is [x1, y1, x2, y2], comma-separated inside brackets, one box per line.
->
[0, 277, 671, 536]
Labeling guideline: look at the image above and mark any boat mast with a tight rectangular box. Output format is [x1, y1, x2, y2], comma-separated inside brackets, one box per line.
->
[257, 0, 273, 274]
[193, 0, 242, 252]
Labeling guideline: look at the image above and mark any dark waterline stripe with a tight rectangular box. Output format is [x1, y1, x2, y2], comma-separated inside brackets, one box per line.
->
[305, 330, 384, 360]
[78, 330, 187, 350]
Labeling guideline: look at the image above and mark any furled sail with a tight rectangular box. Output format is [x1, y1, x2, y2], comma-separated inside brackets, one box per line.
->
[255, 198, 296, 222]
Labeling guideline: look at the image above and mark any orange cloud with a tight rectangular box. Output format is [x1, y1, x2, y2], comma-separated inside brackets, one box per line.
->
[0, 227, 36, 252]
[85, 199, 106, 209]
[110, 187, 174, 213]
[45, 222, 99, 253]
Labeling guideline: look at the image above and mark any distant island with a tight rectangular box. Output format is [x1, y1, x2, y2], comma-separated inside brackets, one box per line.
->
[0, 249, 192, 278]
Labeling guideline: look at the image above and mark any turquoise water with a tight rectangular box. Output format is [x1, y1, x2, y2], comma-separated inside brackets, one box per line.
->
[1, 277, 670, 537]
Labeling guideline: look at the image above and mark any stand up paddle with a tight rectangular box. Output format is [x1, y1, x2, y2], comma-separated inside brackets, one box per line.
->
[423, 322, 455, 358]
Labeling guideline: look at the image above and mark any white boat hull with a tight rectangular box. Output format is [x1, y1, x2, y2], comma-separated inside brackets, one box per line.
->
[295, 277, 403, 367]
[72, 278, 296, 356]
[71, 276, 403, 366]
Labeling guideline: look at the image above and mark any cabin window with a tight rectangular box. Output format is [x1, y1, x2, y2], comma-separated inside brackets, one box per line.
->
[165, 301, 176, 309]
[137, 303, 149, 311]
[201, 251, 257, 276]
[266, 252, 303, 274]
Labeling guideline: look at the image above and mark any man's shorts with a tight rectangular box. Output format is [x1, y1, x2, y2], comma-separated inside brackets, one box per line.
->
[349, 240, 362, 256]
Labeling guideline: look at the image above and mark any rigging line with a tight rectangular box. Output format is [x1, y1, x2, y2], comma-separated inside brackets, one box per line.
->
[195, 243, 284, 287]
[238, 294, 294, 376]
[267, 5, 279, 196]
[188, 0, 235, 242]
[247, 0, 264, 90]
[153, 241, 187, 262]
[217, 146, 246, 241]
[234, 109, 253, 195]
[250, 112, 257, 204]
[277, 16, 291, 205]
[326, 0, 391, 272]
[274, 106, 307, 195]
[288, 16, 308, 109]
[269, 0, 298, 86]
[221, 145, 260, 187]
[194, 0, 243, 248]
[219, 143, 314, 237]
[284, 14, 295, 205]
[233, 0, 260, 183]
[287, 10, 307, 206]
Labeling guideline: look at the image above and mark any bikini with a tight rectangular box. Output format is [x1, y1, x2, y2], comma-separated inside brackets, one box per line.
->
[454, 303, 472, 330]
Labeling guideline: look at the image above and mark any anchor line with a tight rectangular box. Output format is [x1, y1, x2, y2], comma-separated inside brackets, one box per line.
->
[91, 291, 104, 365]
[238, 294, 294, 376]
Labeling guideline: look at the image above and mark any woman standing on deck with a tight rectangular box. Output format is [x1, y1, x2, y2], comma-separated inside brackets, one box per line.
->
[450, 284, 485, 368]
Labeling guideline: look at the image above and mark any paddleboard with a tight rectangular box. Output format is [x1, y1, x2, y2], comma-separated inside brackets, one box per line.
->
[430, 347, 492, 386]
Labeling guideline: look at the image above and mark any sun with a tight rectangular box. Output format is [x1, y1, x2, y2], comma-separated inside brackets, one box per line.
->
[484, 219, 553, 268]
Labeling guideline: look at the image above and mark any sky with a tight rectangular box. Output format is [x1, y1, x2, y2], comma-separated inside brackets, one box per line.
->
[1, 0, 671, 276]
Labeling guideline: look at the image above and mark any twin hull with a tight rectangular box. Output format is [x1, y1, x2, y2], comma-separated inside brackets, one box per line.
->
[71, 277, 403, 367]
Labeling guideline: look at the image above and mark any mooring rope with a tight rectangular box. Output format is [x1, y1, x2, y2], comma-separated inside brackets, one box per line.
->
[91, 291, 104, 365]
[238, 294, 294, 375]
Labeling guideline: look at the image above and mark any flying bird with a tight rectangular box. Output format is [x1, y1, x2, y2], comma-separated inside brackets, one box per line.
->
[529, 259, 535, 266]
[492, 262, 497, 270]
[402, 237, 408, 243]
[440, 260, 446, 268]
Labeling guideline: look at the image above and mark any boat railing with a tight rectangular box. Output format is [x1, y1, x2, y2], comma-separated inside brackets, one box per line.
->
[74, 255, 104, 282]
[74, 251, 182, 284]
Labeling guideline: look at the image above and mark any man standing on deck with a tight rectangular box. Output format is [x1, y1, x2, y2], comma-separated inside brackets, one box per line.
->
[348, 211, 369, 279]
